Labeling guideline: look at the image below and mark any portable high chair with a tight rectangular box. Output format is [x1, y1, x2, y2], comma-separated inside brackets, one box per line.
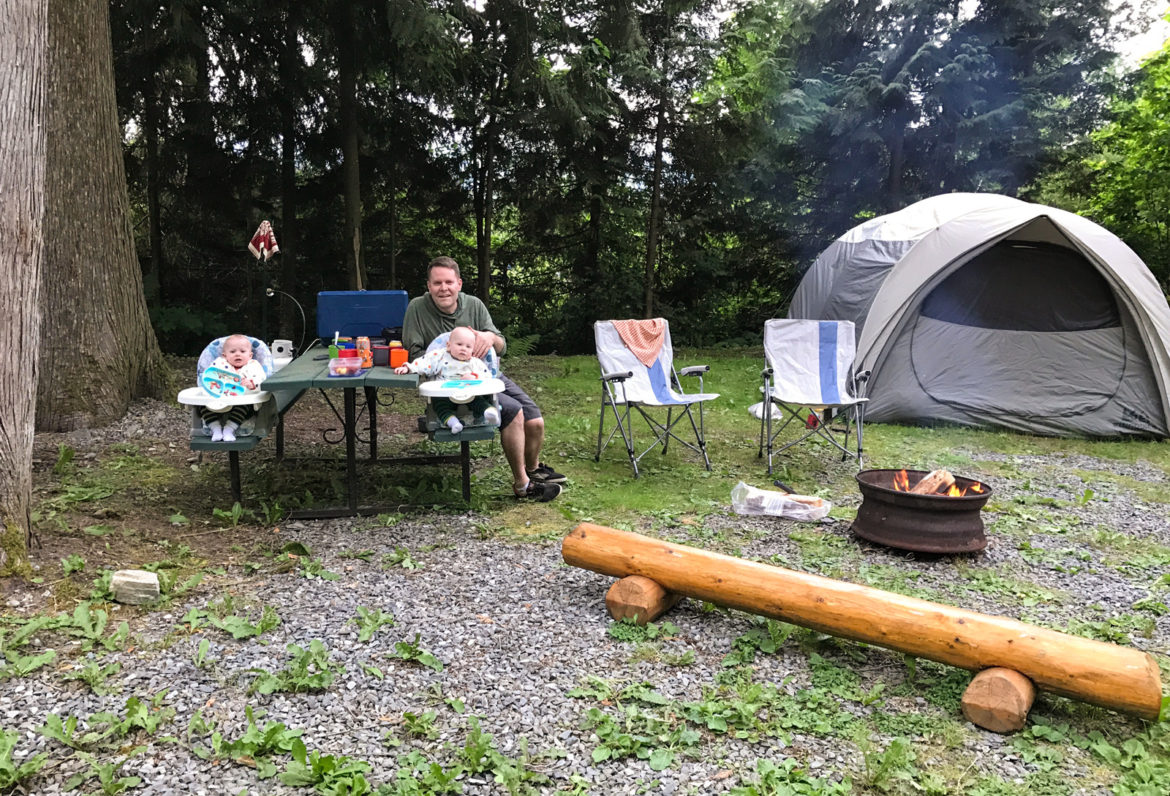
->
[418, 332, 504, 434]
[594, 319, 718, 477]
[759, 319, 869, 473]
[177, 336, 277, 438]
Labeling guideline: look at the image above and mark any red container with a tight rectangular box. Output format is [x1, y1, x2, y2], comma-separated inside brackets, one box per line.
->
[339, 348, 360, 359]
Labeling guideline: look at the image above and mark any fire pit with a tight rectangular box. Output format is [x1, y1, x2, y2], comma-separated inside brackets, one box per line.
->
[851, 469, 993, 553]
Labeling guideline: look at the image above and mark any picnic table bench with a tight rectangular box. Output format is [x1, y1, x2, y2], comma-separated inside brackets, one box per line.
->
[191, 349, 498, 516]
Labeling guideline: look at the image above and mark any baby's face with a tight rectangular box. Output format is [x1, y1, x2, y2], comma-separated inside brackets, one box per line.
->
[447, 329, 475, 362]
[224, 338, 253, 369]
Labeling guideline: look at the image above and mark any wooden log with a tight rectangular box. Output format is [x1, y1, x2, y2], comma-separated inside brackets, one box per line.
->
[606, 575, 682, 625]
[561, 523, 1162, 719]
[962, 667, 1035, 733]
[909, 468, 955, 494]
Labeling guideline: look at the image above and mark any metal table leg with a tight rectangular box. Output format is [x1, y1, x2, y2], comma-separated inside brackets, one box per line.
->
[346, 387, 358, 513]
[365, 385, 378, 459]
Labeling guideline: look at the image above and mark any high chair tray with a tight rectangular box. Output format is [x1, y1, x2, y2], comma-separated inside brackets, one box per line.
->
[418, 378, 505, 404]
[177, 387, 270, 411]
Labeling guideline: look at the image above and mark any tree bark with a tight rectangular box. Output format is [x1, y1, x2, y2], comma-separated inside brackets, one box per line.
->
[643, 95, 667, 319]
[279, 2, 299, 339]
[40, 0, 166, 432]
[0, 0, 47, 576]
[337, 4, 364, 291]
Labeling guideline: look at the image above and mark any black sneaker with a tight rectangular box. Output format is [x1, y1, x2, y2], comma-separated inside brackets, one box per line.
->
[515, 481, 562, 502]
[527, 462, 567, 484]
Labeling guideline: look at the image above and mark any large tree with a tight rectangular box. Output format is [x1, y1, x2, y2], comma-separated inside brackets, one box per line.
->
[1, 0, 47, 576]
[40, 0, 166, 431]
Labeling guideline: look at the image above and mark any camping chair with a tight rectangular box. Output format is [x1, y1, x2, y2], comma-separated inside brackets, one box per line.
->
[594, 319, 719, 477]
[759, 319, 869, 473]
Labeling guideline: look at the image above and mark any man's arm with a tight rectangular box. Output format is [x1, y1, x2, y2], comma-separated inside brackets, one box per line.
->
[401, 300, 428, 360]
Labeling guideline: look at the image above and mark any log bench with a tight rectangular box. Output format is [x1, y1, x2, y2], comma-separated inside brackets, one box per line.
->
[188, 388, 305, 502]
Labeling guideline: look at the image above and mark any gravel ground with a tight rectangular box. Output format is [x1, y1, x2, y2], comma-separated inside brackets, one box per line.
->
[3, 399, 1169, 795]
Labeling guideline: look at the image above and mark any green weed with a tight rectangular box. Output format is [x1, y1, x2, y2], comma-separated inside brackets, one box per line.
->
[351, 606, 396, 642]
[250, 640, 343, 695]
[388, 634, 444, 672]
[0, 727, 48, 790]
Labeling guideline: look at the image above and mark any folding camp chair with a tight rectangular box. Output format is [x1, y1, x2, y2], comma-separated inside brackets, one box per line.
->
[594, 319, 719, 477]
[759, 319, 869, 473]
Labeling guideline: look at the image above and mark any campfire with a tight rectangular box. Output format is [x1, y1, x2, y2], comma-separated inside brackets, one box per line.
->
[851, 468, 993, 554]
[890, 468, 985, 498]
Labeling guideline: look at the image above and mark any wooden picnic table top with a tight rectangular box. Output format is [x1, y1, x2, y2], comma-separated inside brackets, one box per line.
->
[264, 349, 419, 392]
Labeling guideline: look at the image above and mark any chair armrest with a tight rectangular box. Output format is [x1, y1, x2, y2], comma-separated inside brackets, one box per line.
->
[761, 366, 773, 378]
[679, 365, 709, 377]
[601, 371, 633, 383]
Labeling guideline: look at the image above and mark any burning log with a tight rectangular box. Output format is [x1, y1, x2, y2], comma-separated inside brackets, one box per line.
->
[562, 523, 1163, 721]
[909, 468, 956, 495]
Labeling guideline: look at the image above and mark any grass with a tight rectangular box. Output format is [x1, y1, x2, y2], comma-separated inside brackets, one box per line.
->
[14, 349, 1170, 794]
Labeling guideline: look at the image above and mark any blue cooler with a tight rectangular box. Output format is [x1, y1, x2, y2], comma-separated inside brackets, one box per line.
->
[317, 290, 408, 340]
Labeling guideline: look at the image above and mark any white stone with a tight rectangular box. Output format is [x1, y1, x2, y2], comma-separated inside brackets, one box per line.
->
[111, 569, 160, 605]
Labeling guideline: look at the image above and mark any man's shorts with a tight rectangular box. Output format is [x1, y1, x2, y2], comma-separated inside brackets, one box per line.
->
[497, 375, 542, 427]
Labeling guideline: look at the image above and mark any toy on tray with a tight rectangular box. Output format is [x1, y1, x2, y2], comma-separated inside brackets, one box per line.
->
[201, 365, 248, 397]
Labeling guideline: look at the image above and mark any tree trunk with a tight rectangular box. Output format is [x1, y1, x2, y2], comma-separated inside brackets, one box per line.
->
[475, 113, 496, 300]
[143, 76, 162, 303]
[643, 96, 667, 319]
[40, 0, 166, 432]
[279, 2, 299, 339]
[337, 4, 364, 291]
[0, 0, 47, 576]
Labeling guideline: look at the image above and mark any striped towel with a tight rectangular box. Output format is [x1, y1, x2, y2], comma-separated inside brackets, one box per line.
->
[612, 318, 667, 368]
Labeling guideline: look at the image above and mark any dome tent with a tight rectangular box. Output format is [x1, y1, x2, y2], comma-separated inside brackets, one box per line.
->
[788, 193, 1170, 437]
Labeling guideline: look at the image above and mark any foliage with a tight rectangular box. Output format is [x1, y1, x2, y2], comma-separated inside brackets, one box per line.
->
[250, 640, 344, 695]
[0, 727, 48, 790]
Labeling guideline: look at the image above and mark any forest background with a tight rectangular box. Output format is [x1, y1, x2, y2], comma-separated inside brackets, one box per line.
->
[113, 0, 1170, 355]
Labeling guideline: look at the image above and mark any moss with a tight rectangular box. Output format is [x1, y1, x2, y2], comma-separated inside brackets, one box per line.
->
[0, 518, 32, 578]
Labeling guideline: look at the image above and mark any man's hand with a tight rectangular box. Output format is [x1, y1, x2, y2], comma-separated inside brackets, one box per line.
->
[471, 329, 496, 359]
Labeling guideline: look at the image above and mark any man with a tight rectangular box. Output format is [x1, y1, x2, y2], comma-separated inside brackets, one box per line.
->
[402, 256, 566, 501]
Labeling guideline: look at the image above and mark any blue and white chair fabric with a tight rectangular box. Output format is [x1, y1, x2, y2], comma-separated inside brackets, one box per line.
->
[759, 319, 869, 471]
[179, 336, 276, 437]
[593, 319, 718, 477]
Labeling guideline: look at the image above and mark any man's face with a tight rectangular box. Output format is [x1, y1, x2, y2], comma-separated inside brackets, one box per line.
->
[447, 328, 475, 361]
[427, 266, 462, 314]
[224, 338, 252, 369]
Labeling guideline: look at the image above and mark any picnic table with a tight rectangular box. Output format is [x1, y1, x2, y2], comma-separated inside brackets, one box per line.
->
[261, 347, 493, 518]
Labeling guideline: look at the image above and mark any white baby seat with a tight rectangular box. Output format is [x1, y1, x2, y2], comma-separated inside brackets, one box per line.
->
[594, 319, 718, 477]
[177, 336, 276, 438]
[418, 332, 505, 431]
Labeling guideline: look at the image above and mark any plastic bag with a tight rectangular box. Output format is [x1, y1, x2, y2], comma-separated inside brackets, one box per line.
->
[748, 401, 783, 420]
[730, 481, 831, 522]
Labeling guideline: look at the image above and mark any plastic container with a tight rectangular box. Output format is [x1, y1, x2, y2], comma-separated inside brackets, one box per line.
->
[372, 345, 390, 366]
[389, 347, 408, 368]
[730, 481, 830, 521]
[328, 357, 361, 377]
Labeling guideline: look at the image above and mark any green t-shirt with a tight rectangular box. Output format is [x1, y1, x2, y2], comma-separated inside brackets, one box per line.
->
[401, 292, 505, 360]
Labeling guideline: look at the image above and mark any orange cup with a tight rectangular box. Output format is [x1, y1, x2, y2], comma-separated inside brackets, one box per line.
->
[390, 348, 408, 368]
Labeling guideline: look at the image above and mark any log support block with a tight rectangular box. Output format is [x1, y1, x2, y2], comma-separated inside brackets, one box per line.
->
[605, 575, 681, 625]
[961, 668, 1036, 733]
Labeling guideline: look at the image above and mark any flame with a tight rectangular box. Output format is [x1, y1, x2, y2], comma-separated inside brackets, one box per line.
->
[947, 484, 962, 497]
[893, 470, 911, 491]
[969, 482, 984, 493]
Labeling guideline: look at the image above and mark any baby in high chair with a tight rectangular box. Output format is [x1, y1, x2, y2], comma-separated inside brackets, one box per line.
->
[395, 326, 500, 434]
[200, 334, 267, 442]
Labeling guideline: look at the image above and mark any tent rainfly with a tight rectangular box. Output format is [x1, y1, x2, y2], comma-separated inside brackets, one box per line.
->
[789, 193, 1170, 438]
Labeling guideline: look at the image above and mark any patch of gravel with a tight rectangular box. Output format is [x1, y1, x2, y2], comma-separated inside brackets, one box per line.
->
[6, 401, 1169, 794]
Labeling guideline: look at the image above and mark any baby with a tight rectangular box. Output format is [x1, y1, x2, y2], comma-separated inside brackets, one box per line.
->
[200, 334, 267, 442]
[395, 326, 500, 434]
